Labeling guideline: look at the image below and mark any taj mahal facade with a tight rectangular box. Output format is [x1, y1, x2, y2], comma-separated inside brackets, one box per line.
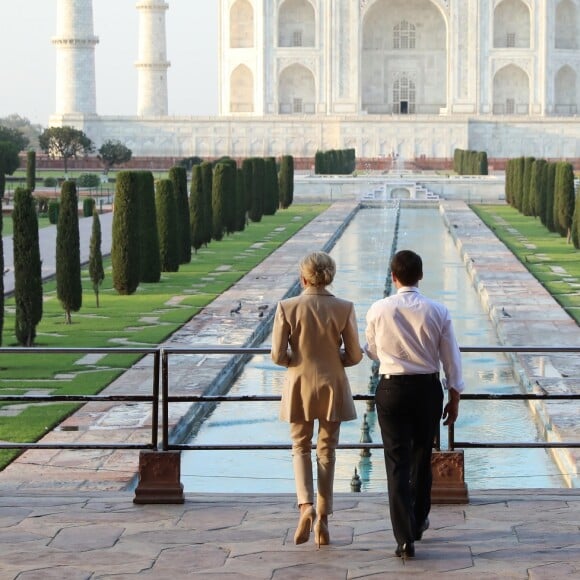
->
[50, 0, 580, 162]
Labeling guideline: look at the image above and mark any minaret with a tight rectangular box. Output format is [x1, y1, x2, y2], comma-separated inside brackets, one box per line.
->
[52, 0, 99, 116]
[136, 0, 170, 116]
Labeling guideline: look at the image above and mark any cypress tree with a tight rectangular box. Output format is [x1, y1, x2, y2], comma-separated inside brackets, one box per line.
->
[263, 157, 279, 215]
[136, 171, 161, 283]
[242, 157, 253, 215]
[56, 180, 82, 324]
[513, 157, 525, 211]
[521, 157, 536, 216]
[112, 171, 140, 295]
[248, 157, 265, 222]
[279, 155, 294, 209]
[234, 167, 247, 232]
[0, 196, 3, 345]
[218, 159, 237, 235]
[544, 162, 557, 232]
[169, 165, 191, 264]
[315, 151, 325, 175]
[26, 150, 36, 192]
[554, 162, 575, 242]
[156, 179, 179, 272]
[211, 163, 227, 241]
[200, 161, 213, 246]
[572, 193, 580, 249]
[189, 164, 205, 254]
[88, 209, 105, 307]
[532, 159, 547, 222]
[505, 159, 513, 205]
[12, 187, 43, 346]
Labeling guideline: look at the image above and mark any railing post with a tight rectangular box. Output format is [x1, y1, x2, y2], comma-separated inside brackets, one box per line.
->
[431, 397, 468, 504]
[133, 349, 184, 504]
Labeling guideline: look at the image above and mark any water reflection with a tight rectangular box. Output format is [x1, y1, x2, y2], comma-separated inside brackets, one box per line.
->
[181, 207, 565, 492]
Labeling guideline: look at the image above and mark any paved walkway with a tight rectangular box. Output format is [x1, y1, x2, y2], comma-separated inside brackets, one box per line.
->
[0, 489, 579, 578]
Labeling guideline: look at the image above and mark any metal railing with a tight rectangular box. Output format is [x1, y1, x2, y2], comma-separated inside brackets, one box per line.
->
[1, 346, 579, 458]
[160, 345, 580, 456]
[0, 347, 160, 450]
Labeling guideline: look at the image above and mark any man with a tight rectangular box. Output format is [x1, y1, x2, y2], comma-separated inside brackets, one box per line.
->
[365, 250, 464, 560]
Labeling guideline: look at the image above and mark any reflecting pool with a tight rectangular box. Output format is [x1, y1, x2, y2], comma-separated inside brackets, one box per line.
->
[181, 207, 565, 493]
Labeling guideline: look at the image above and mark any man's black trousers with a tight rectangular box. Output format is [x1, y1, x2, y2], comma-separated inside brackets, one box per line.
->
[375, 374, 444, 545]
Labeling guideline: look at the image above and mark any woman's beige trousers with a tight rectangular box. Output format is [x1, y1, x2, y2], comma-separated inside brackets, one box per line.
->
[290, 419, 341, 515]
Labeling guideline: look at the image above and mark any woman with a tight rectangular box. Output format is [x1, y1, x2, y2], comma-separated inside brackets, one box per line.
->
[271, 251, 363, 547]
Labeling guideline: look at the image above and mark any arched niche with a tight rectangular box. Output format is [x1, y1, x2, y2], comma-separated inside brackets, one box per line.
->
[230, 0, 254, 48]
[555, 65, 577, 115]
[555, 0, 577, 50]
[493, 0, 531, 48]
[230, 64, 254, 113]
[493, 64, 530, 114]
[278, 63, 316, 114]
[278, 0, 315, 47]
[361, 0, 447, 115]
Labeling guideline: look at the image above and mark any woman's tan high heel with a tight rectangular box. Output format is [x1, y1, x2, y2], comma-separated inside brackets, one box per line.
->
[314, 516, 330, 548]
[294, 505, 316, 545]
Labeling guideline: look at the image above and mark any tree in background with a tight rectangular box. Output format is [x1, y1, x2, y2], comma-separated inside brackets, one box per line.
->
[0, 115, 40, 150]
[234, 167, 247, 232]
[97, 140, 132, 175]
[0, 141, 20, 199]
[263, 157, 279, 216]
[89, 209, 105, 307]
[12, 187, 43, 346]
[531, 159, 547, 223]
[248, 157, 265, 222]
[216, 159, 237, 235]
[56, 181, 82, 324]
[112, 171, 140, 295]
[178, 156, 203, 171]
[156, 179, 180, 272]
[189, 164, 206, 254]
[0, 196, 3, 345]
[0, 124, 29, 152]
[39, 126, 94, 175]
[211, 163, 228, 241]
[554, 161, 576, 242]
[26, 150, 36, 192]
[279, 155, 294, 209]
[200, 161, 214, 246]
[521, 157, 536, 216]
[137, 171, 161, 283]
[544, 162, 557, 233]
[512, 157, 525, 211]
[169, 166, 192, 264]
[242, 158, 253, 218]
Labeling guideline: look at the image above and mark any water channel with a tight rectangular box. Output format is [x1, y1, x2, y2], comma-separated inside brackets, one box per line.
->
[181, 206, 565, 493]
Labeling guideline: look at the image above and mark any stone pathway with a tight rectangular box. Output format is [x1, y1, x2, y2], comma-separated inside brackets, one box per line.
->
[0, 489, 578, 578]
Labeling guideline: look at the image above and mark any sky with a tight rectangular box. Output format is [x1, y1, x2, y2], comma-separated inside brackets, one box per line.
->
[0, 0, 219, 126]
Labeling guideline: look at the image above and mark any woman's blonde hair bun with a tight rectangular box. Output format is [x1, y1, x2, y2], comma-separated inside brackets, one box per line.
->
[299, 251, 336, 288]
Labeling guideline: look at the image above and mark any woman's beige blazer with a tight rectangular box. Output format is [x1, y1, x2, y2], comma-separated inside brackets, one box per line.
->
[271, 286, 363, 423]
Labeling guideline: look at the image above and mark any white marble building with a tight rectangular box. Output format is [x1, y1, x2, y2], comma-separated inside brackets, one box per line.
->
[50, 0, 580, 161]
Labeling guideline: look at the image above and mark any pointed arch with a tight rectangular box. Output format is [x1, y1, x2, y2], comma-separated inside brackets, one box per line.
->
[278, 64, 316, 114]
[278, 0, 315, 47]
[493, 64, 529, 115]
[493, 0, 530, 48]
[361, 0, 447, 115]
[230, 65, 254, 113]
[230, 0, 254, 48]
[555, 0, 577, 49]
[555, 65, 577, 115]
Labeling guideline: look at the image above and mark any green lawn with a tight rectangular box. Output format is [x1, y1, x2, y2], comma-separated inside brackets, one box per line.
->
[2, 215, 51, 236]
[0, 204, 326, 468]
[471, 204, 580, 324]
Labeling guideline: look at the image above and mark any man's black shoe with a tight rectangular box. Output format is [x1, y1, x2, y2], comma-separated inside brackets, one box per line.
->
[415, 517, 430, 541]
[395, 542, 415, 559]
